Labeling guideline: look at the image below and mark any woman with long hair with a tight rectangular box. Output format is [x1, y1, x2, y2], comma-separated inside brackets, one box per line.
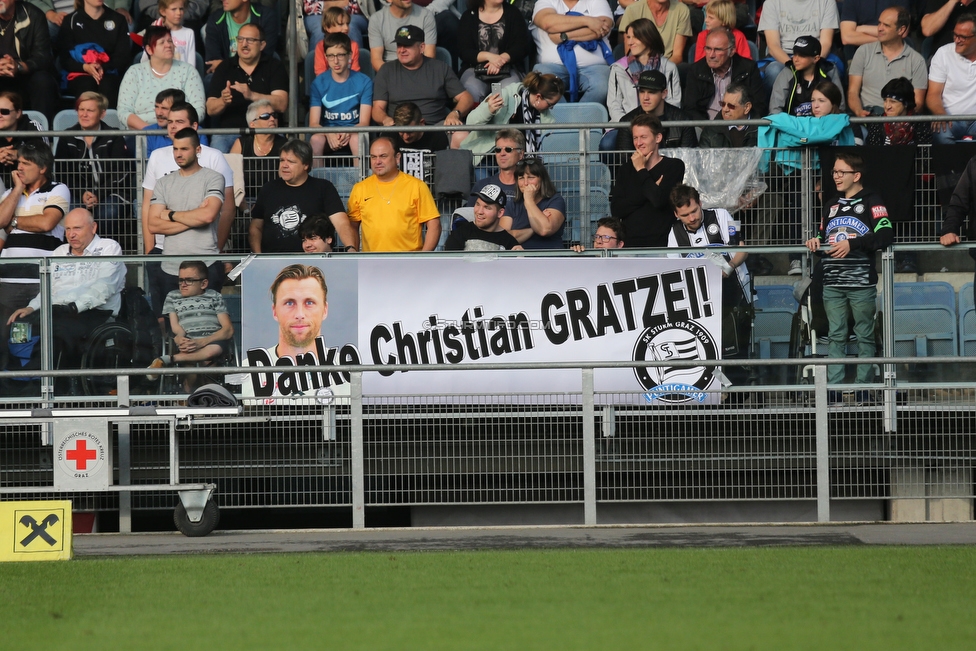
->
[607, 18, 681, 122]
[500, 157, 566, 249]
[458, 71, 564, 161]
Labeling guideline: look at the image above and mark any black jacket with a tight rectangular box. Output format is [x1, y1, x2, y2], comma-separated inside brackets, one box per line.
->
[205, 4, 279, 64]
[616, 102, 697, 150]
[457, 3, 530, 73]
[10, 2, 55, 74]
[57, 9, 131, 79]
[54, 122, 133, 198]
[699, 123, 758, 148]
[610, 156, 686, 248]
[682, 54, 767, 121]
[943, 155, 976, 260]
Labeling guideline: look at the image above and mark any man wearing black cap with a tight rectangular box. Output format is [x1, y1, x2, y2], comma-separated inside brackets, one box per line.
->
[445, 183, 521, 251]
[615, 70, 696, 150]
[368, 0, 437, 72]
[683, 27, 766, 122]
[769, 35, 845, 116]
[372, 25, 474, 128]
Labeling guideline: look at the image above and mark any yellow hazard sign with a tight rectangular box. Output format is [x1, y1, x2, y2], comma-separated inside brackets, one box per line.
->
[0, 501, 73, 562]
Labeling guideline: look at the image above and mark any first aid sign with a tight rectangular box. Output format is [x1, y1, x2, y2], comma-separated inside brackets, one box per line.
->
[0, 501, 72, 562]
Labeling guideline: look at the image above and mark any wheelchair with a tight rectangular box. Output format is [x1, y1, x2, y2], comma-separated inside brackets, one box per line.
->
[79, 288, 163, 396]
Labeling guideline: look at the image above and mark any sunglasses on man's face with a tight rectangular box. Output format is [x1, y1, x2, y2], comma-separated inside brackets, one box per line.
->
[257, 113, 275, 120]
[0, 108, 15, 116]
[493, 146, 521, 153]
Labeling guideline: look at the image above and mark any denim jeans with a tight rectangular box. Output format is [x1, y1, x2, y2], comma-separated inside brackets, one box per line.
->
[532, 62, 611, 105]
[931, 120, 976, 145]
[209, 134, 239, 154]
[822, 285, 877, 384]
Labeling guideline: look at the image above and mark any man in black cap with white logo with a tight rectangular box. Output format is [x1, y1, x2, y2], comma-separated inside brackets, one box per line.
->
[615, 70, 697, 150]
[372, 25, 474, 129]
[445, 183, 522, 251]
[769, 34, 845, 116]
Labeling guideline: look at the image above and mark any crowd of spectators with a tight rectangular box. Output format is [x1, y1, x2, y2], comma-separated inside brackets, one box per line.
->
[9, 0, 976, 384]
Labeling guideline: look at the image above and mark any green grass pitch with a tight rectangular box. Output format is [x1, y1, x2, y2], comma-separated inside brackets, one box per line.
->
[1, 546, 974, 650]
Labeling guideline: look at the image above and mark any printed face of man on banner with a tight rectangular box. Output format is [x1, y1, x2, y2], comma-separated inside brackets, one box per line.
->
[271, 264, 329, 359]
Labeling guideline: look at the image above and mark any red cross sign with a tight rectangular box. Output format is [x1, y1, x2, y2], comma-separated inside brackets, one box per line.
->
[65, 439, 98, 471]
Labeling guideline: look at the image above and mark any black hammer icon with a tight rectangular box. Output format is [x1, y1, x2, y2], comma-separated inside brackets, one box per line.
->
[20, 514, 59, 546]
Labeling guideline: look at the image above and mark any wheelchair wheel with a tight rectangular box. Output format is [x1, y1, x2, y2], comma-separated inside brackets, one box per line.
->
[80, 322, 136, 396]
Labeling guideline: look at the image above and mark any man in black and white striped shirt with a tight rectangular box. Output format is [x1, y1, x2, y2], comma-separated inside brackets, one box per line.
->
[0, 141, 71, 369]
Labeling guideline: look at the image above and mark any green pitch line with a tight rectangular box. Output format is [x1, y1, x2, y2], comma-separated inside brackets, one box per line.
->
[1, 546, 974, 650]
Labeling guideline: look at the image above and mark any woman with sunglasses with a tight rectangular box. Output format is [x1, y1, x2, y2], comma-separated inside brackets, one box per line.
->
[117, 25, 205, 130]
[458, 71, 564, 162]
[500, 157, 566, 249]
[0, 91, 42, 174]
[230, 100, 287, 199]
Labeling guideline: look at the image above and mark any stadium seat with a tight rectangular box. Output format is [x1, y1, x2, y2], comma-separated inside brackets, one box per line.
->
[753, 285, 797, 360]
[550, 102, 609, 124]
[52, 110, 76, 151]
[310, 166, 360, 205]
[546, 161, 611, 243]
[881, 281, 958, 357]
[959, 283, 975, 356]
[24, 110, 48, 132]
[305, 49, 317, 97]
[358, 49, 374, 80]
[435, 46, 453, 70]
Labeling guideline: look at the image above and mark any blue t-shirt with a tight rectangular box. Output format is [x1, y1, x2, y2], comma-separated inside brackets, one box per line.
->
[310, 70, 373, 128]
[508, 194, 567, 250]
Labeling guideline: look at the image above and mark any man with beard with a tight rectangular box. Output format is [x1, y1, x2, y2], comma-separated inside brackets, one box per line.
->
[243, 263, 351, 402]
[147, 128, 226, 304]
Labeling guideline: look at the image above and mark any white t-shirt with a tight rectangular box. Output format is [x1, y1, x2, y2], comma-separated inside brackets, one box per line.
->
[532, 0, 614, 67]
[928, 43, 976, 117]
[143, 144, 234, 249]
[757, 0, 839, 56]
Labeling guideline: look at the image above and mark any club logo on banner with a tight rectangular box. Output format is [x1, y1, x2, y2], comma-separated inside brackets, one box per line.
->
[241, 257, 724, 405]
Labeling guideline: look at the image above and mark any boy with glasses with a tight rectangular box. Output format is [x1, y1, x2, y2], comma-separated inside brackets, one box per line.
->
[309, 32, 372, 160]
[805, 152, 892, 402]
[313, 6, 361, 76]
[572, 216, 625, 252]
[149, 259, 233, 377]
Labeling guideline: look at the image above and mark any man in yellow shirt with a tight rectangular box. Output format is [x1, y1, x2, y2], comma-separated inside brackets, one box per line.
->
[348, 136, 442, 252]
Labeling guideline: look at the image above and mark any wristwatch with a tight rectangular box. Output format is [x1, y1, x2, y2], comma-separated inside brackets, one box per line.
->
[168, 210, 176, 221]
[344, 245, 357, 252]
[9, 216, 17, 230]
[559, 32, 568, 43]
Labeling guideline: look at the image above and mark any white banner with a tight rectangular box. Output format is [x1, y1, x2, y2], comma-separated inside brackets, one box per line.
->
[241, 256, 724, 404]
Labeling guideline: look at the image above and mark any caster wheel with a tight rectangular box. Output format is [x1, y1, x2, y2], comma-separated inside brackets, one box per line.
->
[174, 499, 219, 537]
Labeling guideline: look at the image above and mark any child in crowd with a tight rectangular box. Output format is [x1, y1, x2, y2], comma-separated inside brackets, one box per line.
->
[692, 0, 751, 61]
[301, 215, 336, 253]
[309, 33, 372, 160]
[314, 7, 360, 76]
[143, 0, 197, 65]
[149, 260, 234, 385]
